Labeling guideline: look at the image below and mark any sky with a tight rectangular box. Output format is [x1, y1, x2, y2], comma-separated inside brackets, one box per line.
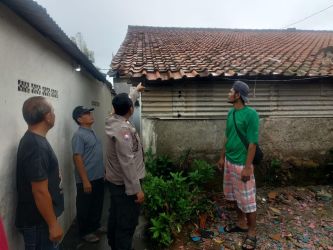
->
[34, 0, 333, 72]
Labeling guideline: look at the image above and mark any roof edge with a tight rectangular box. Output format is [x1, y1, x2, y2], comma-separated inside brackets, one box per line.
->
[128, 25, 333, 33]
[2, 0, 110, 84]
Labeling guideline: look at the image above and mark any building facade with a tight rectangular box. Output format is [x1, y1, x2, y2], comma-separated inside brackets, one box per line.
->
[111, 26, 333, 163]
[0, 1, 113, 248]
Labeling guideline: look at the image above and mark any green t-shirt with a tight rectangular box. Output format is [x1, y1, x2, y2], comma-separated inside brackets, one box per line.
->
[225, 106, 259, 165]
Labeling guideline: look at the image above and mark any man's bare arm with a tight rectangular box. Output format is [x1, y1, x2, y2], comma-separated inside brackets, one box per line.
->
[217, 137, 228, 170]
[240, 143, 256, 182]
[31, 180, 63, 242]
[245, 143, 256, 168]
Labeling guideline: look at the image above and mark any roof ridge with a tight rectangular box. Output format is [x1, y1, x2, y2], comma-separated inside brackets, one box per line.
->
[128, 25, 333, 33]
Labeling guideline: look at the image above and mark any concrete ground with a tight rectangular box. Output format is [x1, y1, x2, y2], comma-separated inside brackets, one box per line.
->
[60, 187, 148, 250]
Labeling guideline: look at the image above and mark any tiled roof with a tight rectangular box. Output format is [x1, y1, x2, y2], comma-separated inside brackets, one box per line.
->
[111, 26, 333, 81]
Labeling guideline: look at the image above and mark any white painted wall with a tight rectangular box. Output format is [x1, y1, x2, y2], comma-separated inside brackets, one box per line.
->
[141, 118, 157, 154]
[0, 4, 112, 249]
[114, 80, 141, 132]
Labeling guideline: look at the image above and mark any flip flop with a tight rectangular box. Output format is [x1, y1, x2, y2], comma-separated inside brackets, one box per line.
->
[224, 224, 248, 233]
[242, 235, 257, 250]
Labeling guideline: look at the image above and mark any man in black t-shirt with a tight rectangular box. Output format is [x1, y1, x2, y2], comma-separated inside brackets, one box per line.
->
[16, 96, 64, 249]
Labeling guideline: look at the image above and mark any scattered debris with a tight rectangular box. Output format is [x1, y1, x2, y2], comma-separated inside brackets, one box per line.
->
[316, 189, 332, 201]
[171, 185, 333, 250]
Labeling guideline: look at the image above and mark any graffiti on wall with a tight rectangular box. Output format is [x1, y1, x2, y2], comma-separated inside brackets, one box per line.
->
[17, 80, 58, 98]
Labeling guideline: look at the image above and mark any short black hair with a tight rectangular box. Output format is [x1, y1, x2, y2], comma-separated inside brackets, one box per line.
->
[112, 93, 133, 116]
[22, 96, 51, 125]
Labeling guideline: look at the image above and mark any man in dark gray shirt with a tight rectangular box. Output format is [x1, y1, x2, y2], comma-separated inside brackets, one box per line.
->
[72, 106, 104, 243]
[16, 96, 64, 249]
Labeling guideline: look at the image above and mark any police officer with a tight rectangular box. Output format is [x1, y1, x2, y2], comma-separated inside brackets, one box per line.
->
[105, 83, 145, 250]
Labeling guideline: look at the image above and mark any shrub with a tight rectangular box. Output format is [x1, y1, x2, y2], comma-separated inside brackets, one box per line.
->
[188, 159, 215, 186]
[143, 150, 216, 247]
[143, 174, 168, 217]
[145, 148, 176, 179]
[150, 213, 175, 247]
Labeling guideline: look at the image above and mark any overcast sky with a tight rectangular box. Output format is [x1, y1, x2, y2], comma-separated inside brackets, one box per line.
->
[34, 0, 333, 71]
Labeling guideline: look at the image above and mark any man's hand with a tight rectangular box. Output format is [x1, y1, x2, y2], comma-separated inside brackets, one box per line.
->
[83, 180, 92, 193]
[217, 157, 225, 172]
[135, 191, 145, 204]
[136, 82, 145, 93]
[49, 221, 63, 242]
[241, 166, 253, 183]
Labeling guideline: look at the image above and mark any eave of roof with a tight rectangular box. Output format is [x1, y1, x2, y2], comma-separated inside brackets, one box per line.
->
[2, 0, 110, 84]
[111, 25, 333, 82]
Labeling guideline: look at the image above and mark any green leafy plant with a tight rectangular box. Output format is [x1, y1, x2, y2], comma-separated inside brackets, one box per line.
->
[143, 150, 217, 247]
[144, 172, 192, 247]
[145, 148, 175, 179]
[193, 194, 215, 216]
[143, 174, 168, 216]
[150, 213, 174, 247]
[188, 159, 215, 186]
[165, 172, 194, 223]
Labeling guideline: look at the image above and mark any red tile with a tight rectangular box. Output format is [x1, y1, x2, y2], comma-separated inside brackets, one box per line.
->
[111, 26, 333, 80]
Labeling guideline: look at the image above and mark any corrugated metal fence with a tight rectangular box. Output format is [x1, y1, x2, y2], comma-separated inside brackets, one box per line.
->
[142, 81, 333, 118]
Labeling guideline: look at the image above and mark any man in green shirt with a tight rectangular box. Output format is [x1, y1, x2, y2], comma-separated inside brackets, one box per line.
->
[218, 81, 259, 250]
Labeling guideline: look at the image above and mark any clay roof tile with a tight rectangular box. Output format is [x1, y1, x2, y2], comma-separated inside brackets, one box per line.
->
[112, 26, 333, 80]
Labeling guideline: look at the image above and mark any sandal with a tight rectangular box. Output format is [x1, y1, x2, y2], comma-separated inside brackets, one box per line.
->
[224, 223, 248, 233]
[242, 235, 257, 250]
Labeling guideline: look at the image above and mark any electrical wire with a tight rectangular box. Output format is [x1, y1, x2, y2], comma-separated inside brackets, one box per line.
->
[282, 2, 333, 29]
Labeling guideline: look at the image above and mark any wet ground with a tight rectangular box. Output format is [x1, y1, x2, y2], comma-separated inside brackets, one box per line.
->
[61, 185, 333, 250]
[60, 187, 147, 250]
[171, 185, 333, 250]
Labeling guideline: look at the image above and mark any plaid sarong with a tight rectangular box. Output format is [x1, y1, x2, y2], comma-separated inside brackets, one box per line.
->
[223, 159, 256, 213]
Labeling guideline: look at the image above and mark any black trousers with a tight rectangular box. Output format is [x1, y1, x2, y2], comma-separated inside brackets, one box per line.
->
[107, 182, 141, 250]
[76, 178, 104, 237]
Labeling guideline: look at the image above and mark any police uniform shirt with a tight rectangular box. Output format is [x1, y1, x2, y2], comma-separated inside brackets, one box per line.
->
[105, 90, 145, 195]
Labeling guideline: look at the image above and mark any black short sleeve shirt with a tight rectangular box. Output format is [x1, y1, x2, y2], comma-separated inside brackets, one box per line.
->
[15, 131, 64, 227]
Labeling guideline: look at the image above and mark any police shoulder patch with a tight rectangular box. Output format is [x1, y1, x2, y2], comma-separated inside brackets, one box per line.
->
[120, 126, 131, 141]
